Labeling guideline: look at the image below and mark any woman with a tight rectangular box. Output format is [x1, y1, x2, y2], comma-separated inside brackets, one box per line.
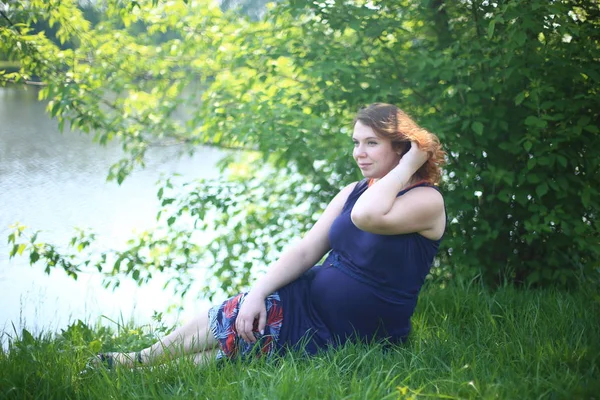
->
[96, 103, 446, 367]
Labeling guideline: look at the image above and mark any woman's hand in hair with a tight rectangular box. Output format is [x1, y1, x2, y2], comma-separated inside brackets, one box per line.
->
[399, 141, 429, 174]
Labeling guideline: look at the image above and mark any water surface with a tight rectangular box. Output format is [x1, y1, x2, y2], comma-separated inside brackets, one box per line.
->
[0, 85, 223, 337]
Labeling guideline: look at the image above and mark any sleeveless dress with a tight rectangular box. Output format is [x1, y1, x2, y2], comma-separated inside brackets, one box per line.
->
[208, 179, 444, 359]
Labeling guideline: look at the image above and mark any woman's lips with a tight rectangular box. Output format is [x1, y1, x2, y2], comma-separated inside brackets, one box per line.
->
[358, 163, 371, 169]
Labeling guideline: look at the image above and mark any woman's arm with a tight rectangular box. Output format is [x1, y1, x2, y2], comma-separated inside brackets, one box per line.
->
[351, 142, 445, 237]
[235, 181, 357, 343]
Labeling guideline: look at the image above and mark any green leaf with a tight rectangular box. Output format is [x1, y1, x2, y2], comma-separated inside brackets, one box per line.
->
[577, 116, 591, 126]
[527, 173, 541, 183]
[536, 182, 549, 197]
[524, 116, 539, 126]
[556, 176, 568, 190]
[17, 243, 26, 255]
[471, 121, 484, 136]
[514, 31, 527, 46]
[537, 156, 551, 166]
[523, 141, 532, 152]
[581, 187, 591, 207]
[498, 188, 511, 203]
[21, 329, 35, 345]
[487, 20, 496, 39]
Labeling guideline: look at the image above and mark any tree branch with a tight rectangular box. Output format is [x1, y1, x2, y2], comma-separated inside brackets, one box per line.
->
[0, 9, 14, 27]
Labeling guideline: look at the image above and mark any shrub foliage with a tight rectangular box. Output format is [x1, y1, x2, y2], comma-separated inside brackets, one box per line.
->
[1, 0, 599, 292]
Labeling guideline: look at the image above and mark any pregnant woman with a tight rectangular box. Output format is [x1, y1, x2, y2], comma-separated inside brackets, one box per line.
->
[95, 102, 446, 367]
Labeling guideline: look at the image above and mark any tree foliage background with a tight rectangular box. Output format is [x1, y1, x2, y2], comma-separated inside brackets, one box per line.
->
[1, 0, 599, 297]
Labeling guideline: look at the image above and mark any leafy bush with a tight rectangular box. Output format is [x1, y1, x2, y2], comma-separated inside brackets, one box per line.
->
[2, 0, 598, 290]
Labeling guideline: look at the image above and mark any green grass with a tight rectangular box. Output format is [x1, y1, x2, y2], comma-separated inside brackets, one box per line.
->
[1, 282, 599, 399]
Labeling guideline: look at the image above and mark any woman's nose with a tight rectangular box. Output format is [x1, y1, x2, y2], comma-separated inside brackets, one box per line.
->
[354, 147, 366, 157]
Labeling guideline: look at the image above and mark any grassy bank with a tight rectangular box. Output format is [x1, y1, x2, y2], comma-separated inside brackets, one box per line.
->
[1, 282, 598, 399]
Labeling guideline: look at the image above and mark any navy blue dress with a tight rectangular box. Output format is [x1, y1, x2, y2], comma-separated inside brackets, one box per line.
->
[277, 179, 444, 354]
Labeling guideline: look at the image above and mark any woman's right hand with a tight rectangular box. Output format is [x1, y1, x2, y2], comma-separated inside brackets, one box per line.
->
[399, 141, 429, 172]
[235, 291, 267, 344]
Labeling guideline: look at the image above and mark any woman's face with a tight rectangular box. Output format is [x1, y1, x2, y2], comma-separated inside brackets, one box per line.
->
[352, 120, 402, 179]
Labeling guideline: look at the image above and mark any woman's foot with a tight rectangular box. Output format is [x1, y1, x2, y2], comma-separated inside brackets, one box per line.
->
[90, 351, 144, 369]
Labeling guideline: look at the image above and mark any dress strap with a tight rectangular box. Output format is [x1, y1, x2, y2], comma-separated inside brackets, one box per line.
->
[398, 180, 440, 196]
[367, 179, 435, 191]
[351, 179, 370, 195]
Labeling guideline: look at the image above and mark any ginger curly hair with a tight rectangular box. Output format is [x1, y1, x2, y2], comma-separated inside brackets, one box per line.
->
[354, 103, 446, 184]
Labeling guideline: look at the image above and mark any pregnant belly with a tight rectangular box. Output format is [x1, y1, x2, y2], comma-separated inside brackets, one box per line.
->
[310, 265, 410, 341]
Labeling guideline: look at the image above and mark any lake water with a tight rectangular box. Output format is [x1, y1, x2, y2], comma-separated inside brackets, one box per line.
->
[0, 84, 225, 339]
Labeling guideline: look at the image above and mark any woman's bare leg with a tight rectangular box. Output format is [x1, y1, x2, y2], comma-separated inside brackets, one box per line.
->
[105, 308, 217, 367]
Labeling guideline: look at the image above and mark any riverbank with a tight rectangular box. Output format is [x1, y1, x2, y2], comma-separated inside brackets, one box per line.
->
[1, 282, 598, 399]
[0, 61, 20, 73]
[0, 61, 46, 85]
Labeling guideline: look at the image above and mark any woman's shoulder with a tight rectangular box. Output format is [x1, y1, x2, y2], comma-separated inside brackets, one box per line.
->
[332, 180, 365, 212]
[336, 180, 365, 197]
[344, 179, 369, 199]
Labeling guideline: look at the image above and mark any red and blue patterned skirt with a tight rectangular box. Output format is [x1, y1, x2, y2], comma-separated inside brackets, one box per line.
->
[208, 292, 283, 360]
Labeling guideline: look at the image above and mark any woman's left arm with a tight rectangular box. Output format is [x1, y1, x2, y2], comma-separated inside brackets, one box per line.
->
[351, 142, 445, 236]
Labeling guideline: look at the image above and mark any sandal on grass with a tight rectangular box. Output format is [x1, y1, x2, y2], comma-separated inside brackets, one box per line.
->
[97, 353, 114, 369]
[92, 351, 143, 370]
[79, 354, 112, 376]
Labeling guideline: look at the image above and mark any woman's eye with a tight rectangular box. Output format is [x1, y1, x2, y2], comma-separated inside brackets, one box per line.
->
[368, 141, 377, 145]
